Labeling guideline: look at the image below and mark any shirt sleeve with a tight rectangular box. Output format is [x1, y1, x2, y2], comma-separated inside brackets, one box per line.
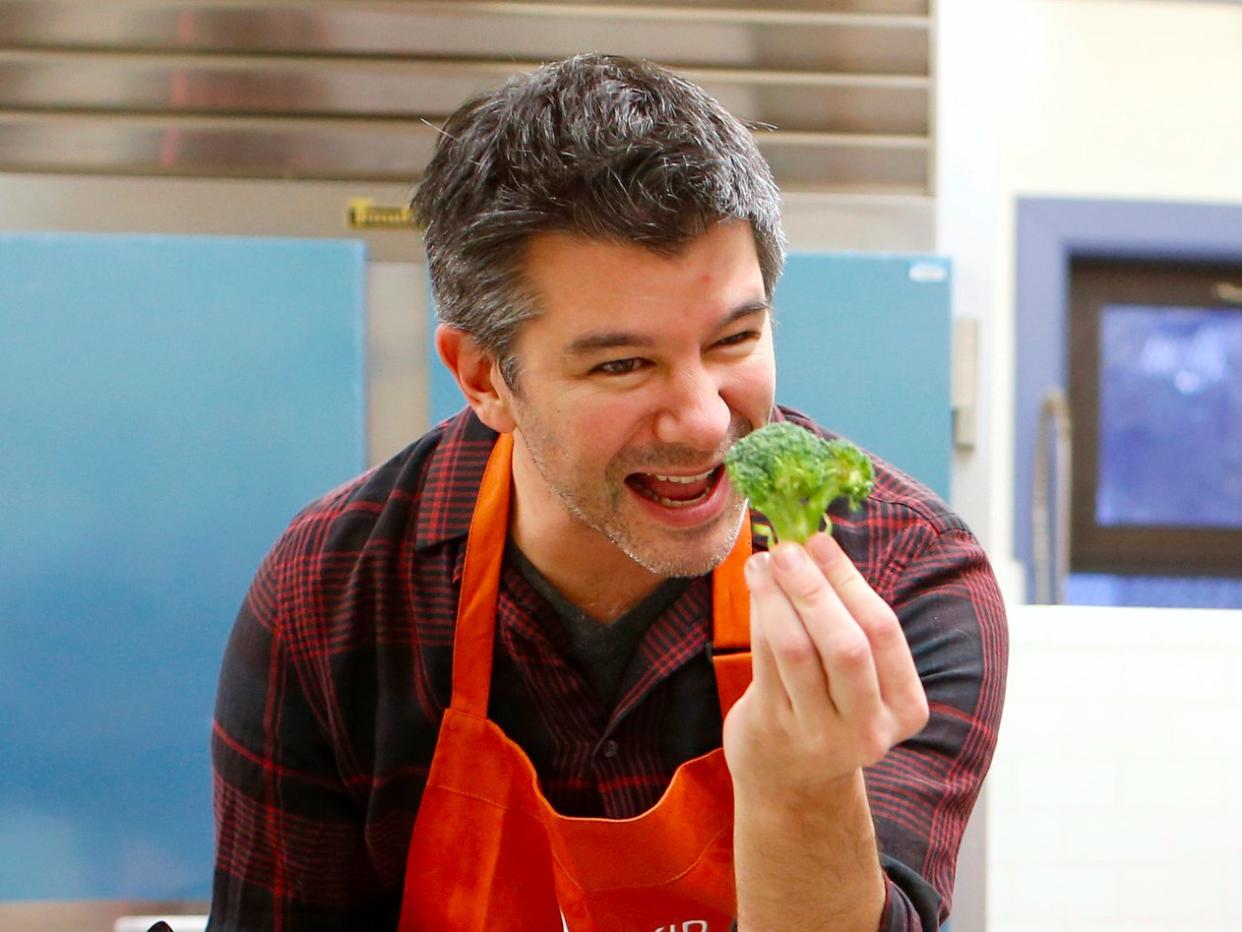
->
[207, 535, 400, 931]
[868, 524, 1009, 930]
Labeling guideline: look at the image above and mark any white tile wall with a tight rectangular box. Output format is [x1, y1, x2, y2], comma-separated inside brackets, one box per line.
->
[987, 605, 1242, 931]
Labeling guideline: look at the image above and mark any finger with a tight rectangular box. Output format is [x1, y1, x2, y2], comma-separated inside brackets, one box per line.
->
[806, 533, 927, 725]
[744, 551, 831, 727]
[743, 552, 792, 716]
[767, 542, 883, 727]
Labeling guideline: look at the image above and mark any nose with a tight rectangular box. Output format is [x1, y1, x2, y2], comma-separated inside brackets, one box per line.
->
[652, 363, 732, 452]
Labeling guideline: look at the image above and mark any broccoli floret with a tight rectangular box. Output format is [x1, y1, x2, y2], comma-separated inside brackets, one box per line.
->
[723, 421, 875, 544]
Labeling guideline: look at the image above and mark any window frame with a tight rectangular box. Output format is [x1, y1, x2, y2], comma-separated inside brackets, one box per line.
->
[1068, 255, 1242, 577]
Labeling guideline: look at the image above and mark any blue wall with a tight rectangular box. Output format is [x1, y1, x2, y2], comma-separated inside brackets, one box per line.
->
[771, 253, 951, 500]
[0, 233, 366, 900]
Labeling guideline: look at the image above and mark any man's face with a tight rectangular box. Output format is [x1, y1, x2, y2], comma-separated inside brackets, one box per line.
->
[499, 220, 776, 577]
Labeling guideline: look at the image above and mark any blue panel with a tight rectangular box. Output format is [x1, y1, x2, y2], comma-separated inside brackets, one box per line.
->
[772, 253, 952, 499]
[0, 233, 366, 900]
[426, 276, 463, 428]
[428, 253, 952, 499]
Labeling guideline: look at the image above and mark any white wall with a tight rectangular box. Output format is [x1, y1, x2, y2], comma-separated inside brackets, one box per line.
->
[936, 0, 1013, 581]
[989, 604, 1242, 931]
[937, 3, 1242, 927]
[939, 0, 1242, 595]
[1004, 0, 1242, 202]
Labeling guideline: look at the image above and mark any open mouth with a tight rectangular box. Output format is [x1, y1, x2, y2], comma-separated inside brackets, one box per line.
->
[625, 465, 724, 509]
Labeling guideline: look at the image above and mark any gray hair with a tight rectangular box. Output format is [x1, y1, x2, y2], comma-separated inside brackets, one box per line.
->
[412, 53, 786, 389]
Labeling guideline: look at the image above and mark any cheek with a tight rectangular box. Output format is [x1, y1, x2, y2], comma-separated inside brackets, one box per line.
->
[723, 355, 777, 420]
[569, 396, 653, 459]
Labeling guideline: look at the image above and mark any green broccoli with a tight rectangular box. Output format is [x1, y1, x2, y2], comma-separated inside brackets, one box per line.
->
[723, 421, 875, 544]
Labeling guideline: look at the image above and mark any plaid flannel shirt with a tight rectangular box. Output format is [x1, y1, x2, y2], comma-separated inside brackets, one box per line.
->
[208, 406, 1007, 931]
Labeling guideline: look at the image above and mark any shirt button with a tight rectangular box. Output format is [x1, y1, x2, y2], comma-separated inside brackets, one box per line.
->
[601, 740, 619, 759]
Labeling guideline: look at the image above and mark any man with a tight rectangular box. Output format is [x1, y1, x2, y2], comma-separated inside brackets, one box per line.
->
[209, 54, 1007, 931]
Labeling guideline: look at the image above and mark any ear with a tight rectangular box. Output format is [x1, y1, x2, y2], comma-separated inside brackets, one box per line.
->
[435, 325, 517, 433]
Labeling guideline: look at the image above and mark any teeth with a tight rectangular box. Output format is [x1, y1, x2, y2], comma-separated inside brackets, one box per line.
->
[653, 489, 711, 508]
[652, 468, 715, 484]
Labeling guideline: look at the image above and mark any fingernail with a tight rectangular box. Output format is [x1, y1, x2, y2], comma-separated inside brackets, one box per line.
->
[772, 544, 801, 570]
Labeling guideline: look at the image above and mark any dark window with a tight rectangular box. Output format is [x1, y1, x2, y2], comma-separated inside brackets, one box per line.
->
[1068, 257, 1242, 577]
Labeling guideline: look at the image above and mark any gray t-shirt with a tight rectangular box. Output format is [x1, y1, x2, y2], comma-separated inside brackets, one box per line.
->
[507, 543, 692, 706]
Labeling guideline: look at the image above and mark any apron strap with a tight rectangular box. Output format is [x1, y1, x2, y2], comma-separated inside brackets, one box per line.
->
[451, 432, 514, 717]
[452, 431, 755, 719]
[710, 519, 752, 715]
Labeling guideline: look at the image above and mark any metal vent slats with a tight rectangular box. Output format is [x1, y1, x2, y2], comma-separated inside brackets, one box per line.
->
[0, 0, 934, 195]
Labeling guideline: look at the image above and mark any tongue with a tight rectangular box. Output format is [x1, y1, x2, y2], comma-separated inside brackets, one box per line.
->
[635, 472, 711, 502]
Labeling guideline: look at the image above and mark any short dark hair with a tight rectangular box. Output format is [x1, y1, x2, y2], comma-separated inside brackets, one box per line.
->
[412, 53, 785, 387]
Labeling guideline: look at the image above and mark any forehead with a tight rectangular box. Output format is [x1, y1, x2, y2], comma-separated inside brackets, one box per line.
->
[517, 221, 766, 337]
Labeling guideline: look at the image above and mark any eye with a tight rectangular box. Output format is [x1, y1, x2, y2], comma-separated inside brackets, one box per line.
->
[591, 357, 647, 376]
[714, 330, 759, 349]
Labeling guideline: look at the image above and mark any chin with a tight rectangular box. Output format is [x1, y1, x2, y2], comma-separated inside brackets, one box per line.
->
[619, 506, 746, 578]
[631, 552, 720, 579]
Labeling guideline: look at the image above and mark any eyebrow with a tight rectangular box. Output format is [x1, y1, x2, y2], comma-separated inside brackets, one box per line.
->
[564, 300, 771, 356]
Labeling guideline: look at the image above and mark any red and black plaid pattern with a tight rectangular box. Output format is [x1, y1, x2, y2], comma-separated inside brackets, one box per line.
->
[208, 406, 1007, 931]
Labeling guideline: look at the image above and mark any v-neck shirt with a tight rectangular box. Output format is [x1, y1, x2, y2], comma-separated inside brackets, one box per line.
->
[506, 541, 693, 707]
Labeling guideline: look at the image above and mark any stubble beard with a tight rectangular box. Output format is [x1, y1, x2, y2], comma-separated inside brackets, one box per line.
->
[517, 414, 753, 578]
[559, 484, 748, 578]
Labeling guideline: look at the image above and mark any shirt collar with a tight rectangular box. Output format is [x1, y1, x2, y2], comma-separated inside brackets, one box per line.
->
[412, 406, 499, 550]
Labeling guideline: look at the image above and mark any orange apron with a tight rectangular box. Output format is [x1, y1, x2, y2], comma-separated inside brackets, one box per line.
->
[397, 432, 753, 931]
